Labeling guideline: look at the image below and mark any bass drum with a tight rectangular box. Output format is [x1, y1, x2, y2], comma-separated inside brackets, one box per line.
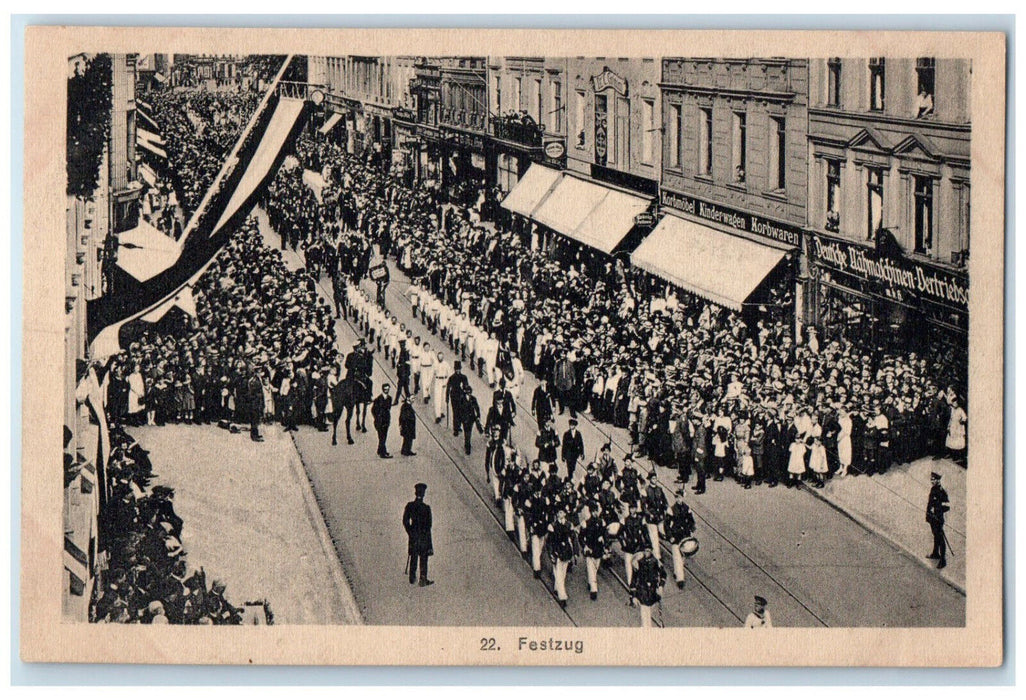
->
[681, 537, 699, 557]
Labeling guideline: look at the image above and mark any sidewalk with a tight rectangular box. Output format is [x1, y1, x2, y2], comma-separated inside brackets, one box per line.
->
[131, 422, 363, 624]
[807, 457, 966, 592]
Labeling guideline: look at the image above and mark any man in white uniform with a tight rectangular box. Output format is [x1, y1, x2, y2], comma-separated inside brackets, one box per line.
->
[433, 352, 451, 423]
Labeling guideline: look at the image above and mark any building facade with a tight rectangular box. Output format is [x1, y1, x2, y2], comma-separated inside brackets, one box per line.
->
[805, 57, 970, 383]
[438, 57, 490, 192]
[652, 58, 808, 327]
[487, 56, 568, 192]
[565, 58, 662, 196]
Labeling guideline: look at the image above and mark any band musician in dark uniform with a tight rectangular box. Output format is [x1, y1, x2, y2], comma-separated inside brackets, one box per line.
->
[403, 483, 434, 586]
[926, 471, 950, 569]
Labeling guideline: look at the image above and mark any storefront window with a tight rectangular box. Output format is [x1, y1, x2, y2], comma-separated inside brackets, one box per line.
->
[914, 175, 934, 254]
[551, 80, 562, 132]
[575, 90, 586, 148]
[642, 99, 654, 165]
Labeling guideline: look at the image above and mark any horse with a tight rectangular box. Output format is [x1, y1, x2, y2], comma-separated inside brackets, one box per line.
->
[329, 373, 371, 446]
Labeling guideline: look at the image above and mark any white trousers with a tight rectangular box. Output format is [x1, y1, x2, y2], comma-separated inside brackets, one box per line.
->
[639, 604, 654, 628]
[517, 515, 529, 553]
[491, 472, 502, 501]
[670, 543, 685, 583]
[531, 535, 546, 572]
[623, 552, 635, 586]
[554, 559, 569, 601]
[504, 499, 515, 532]
[432, 379, 447, 418]
[420, 371, 432, 399]
[585, 557, 600, 593]
[646, 523, 661, 554]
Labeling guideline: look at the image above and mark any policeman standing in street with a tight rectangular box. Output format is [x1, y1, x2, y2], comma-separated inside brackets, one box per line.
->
[403, 483, 434, 586]
[561, 418, 585, 483]
[399, 395, 417, 457]
[926, 471, 951, 569]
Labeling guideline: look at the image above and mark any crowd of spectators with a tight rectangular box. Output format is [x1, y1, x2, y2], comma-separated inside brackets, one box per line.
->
[276, 132, 968, 486]
[90, 425, 258, 624]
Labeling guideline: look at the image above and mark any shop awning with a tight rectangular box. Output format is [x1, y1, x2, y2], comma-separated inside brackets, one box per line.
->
[500, 163, 562, 218]
[319, 112, 343, 135]
[116, 218, 182, 283]
[570, 186, 651, 255]
[631, 214, 787, 311]
[532, 175, 608, 239]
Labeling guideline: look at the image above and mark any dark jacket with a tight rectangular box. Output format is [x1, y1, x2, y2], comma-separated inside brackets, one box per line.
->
[403, 498, 433, 555]
[372, 394, 393, 428]
[399, 402, 416, 438]
[561, 428, 585, 464]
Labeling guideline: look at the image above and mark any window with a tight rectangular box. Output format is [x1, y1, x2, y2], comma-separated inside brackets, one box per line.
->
[575, 90, 586, 147]
[769, 116, 786, 190]
[869, 58, 886, 111]
[497, 153, 519, 192]
[614, 96, 630, 166]
[668, 103, 681, 168]
[915, 57, 935, 118]
[494, 74, 501, 113]
[551, 80, 562, 132]
[961, 183, 970, 258]
[699, 107, 713, 176]
[731, 112, 746, 183]
[534, 78, 543, 123]
[641, 99, 654, 165]
[866, 167, 884, 240]
[913, 175, 934, 254]
[827, 58, 842, 106]
[825, 160, 841, 232]
[514, 77, 522, 111]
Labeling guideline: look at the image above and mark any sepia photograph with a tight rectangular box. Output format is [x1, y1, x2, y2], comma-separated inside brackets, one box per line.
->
[19, 25, 1006, 667]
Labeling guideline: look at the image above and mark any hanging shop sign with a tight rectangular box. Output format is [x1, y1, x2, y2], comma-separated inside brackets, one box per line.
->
[633, 211, 657, 228]
[660, 189, 802, 248]
[808, 232, 968, 312]
[543, 139, 566, 160]
[392, 106, 417, 124]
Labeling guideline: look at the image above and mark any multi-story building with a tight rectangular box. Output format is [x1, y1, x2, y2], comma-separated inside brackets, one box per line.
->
[487, 56, 568, 192]
[438, 57, 489, 192]
[635, 58, 809, 325]
[502, 58, 659, 264]
[805, 57, 970, 381]
[64, 52, 141, 620]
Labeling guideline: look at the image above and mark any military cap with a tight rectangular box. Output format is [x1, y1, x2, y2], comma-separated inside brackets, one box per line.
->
[754, 595, 767, 606]
[414, 483, 427, 496]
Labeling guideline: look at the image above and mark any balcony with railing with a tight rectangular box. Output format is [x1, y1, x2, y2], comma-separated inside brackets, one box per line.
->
[440, 107, 487, 132]
[490, 113, 545, 149]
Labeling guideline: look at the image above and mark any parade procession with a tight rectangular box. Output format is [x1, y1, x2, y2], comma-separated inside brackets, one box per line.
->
[60, 50, 971, 630]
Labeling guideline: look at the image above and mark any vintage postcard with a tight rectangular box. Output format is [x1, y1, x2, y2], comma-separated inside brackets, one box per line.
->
[20, 25, 1005, 666]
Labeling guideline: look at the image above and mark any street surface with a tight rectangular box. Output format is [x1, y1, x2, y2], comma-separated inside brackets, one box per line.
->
[257, 207, 965, 627]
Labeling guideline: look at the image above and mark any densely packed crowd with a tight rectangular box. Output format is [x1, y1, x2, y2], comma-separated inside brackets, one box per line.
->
[104, 218, 339, 438]
[273, 132, 969, 490]
[149, 88, 260, 219]
[91, 425, 258, 624]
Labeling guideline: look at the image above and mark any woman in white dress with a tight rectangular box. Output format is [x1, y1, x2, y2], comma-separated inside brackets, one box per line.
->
[836, 405, 853, 477]
[808, 416, 828, 488]
[945, 397, 967, 465]
[787, 436, 806, 488]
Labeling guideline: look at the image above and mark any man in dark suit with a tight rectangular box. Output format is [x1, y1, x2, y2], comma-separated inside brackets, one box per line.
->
[926, 472, 950, 569]
[446, 360, 470, 435]
[403, 483, 434, 586]
[372, 385, 394, 458]
[561, 418, 585, 482]
[458, 386, 484, 455]
[399, 396, 417, 456]
[532, 378, 554, 430]
[395, 339, 412, 405]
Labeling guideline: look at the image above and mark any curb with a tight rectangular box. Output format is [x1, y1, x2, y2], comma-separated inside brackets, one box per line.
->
[275, 427, 365, 624]
[799, 482, 966, 596]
